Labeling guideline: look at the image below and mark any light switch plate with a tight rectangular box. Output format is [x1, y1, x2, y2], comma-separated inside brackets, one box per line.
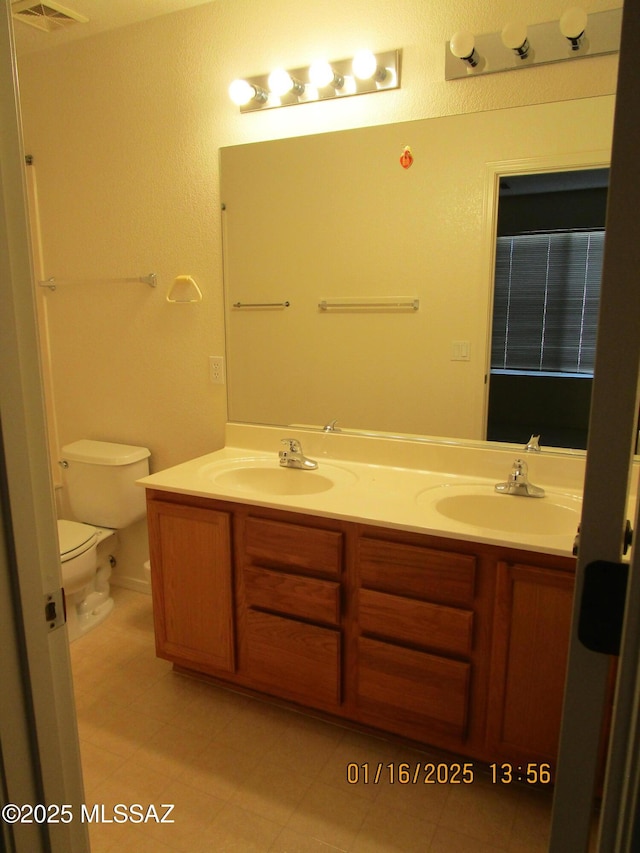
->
[451, 341, 470, 361]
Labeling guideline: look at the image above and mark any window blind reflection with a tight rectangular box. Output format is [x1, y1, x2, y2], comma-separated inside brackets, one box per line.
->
[491, 230, 604, 375]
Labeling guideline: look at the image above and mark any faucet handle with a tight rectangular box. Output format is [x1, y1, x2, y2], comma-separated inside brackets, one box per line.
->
[281, 438, 300, 453]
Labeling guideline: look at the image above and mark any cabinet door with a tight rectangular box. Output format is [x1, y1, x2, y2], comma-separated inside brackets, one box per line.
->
[148, 498, 235, 674]
[487, 561, 574, 766]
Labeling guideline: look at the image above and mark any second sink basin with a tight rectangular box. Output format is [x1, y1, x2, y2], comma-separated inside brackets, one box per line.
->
[202, 458, 357, 497]
[418, 484, 582, 536]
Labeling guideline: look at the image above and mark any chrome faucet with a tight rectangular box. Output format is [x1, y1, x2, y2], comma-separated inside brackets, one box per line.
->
[323, 418, 341, 432]
[279, 438, 318, 470]
[495, 458, 545, 498]
[524, 434, 542, 452]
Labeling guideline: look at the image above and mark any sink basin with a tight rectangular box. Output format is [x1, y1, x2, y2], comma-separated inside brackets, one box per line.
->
[201, 458, 357, 497]
[418, 484, 581, 536]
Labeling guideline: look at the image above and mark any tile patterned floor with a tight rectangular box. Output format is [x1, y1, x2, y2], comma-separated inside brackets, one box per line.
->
[71, 587, 557, 852]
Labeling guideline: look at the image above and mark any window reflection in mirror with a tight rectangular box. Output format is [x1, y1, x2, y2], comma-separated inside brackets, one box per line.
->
[487, 169, 609, 450]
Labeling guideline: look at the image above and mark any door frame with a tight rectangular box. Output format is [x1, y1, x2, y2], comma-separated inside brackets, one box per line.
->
[551, 1, 640, 848]
[481, 149, 611, 442]
[0, 2, 88, 850]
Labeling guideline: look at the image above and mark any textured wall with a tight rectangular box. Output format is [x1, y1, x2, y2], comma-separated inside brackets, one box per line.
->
[17, 0, 619, 469]
[14, 0, 619, 583]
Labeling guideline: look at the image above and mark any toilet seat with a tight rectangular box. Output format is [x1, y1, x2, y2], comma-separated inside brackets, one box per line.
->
[57, 519, 98, 563]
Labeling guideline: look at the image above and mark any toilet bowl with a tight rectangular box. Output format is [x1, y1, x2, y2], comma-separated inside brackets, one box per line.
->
[58, 519, 117, 641]
[57, 439, 150, 641]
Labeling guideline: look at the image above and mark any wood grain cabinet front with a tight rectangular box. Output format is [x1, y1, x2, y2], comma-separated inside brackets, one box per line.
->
[355, 534, 480, 750]
[145, 491, 581, 767]
[237, 514, 345, 711]
[146, 495, 235, 675]
[487, 560, 575, 767]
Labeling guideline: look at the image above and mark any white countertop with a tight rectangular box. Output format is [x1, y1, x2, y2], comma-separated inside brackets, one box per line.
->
[138, 425, 591, 558]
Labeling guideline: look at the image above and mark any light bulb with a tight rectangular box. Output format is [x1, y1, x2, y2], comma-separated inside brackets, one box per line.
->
[309, 60, 333, 88]
[309, 60, 344, 90]
[228, 79, 256, 106]
[268, 67, 305, 97]
[268, 68, 294, 96]
[449, 31, 478, 66]
[352, 50, 378, 80]
[501, 21, 530, 58]
[560, 7, 588, 48]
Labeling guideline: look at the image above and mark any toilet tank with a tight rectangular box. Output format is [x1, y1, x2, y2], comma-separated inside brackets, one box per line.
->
[61, 440, 150, 528]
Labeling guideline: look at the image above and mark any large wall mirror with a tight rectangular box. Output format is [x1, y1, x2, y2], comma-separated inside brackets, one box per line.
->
[220, 95, 615, 451]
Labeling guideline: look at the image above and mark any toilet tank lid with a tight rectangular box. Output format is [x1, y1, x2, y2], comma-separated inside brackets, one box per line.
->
[61, 439, 151, 466]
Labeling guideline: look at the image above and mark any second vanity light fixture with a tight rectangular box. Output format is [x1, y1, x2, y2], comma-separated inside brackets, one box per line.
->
[229, 49, 401, 112]
[446, 7, 621, 79]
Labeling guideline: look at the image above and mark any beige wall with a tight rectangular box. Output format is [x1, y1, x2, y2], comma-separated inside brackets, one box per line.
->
[15, 0, 619, 581]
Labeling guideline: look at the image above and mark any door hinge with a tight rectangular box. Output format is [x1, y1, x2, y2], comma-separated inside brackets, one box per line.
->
[573, 519, 633, 556]
[578, 559, 628, 655]
[44, 589, 66, 632]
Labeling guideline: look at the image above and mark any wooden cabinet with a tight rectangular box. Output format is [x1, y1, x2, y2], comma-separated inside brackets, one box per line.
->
[147, 495, 235, 675]
[236, 515, 344, 711]
[354, 534, 488, 753]
[487, 559, 575, 766]
[145, 489, 579, 768]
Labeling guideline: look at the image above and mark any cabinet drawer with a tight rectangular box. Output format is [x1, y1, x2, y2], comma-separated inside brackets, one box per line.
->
[245, 517, 342, 578]
[359, 537, 475, 605]
[244, 565, 340, 625]
[359, 588, 473, 657]
[245, 609, 341, 707]
[357, 636, 470, 740]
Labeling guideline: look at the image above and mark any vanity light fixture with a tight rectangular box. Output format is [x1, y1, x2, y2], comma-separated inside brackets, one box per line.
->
[560, 6, 588, 50]
[229, 49, 401, 113]
[445, 6, 620, 80]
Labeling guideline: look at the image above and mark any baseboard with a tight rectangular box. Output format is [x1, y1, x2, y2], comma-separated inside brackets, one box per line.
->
[111, 576, 151, 595]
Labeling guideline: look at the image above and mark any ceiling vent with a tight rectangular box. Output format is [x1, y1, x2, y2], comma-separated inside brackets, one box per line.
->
[11, 1, 88, 32]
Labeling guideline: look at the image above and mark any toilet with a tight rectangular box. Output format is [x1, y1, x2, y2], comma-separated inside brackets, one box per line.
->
[57, 439, 150, 641]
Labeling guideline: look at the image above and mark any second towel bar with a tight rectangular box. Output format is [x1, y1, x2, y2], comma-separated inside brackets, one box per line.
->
[233, 300, 290, 308]
[38, 273, 158, 291]
[318, 297, 419, 311]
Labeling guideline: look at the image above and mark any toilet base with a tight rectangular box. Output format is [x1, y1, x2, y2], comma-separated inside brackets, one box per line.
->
[66, 593, 114, 642]
[65, 550, 115, 642]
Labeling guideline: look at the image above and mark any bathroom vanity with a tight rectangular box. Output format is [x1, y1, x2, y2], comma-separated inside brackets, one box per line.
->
[140, 425, 617, 774]
[146, 488, 576, 769]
